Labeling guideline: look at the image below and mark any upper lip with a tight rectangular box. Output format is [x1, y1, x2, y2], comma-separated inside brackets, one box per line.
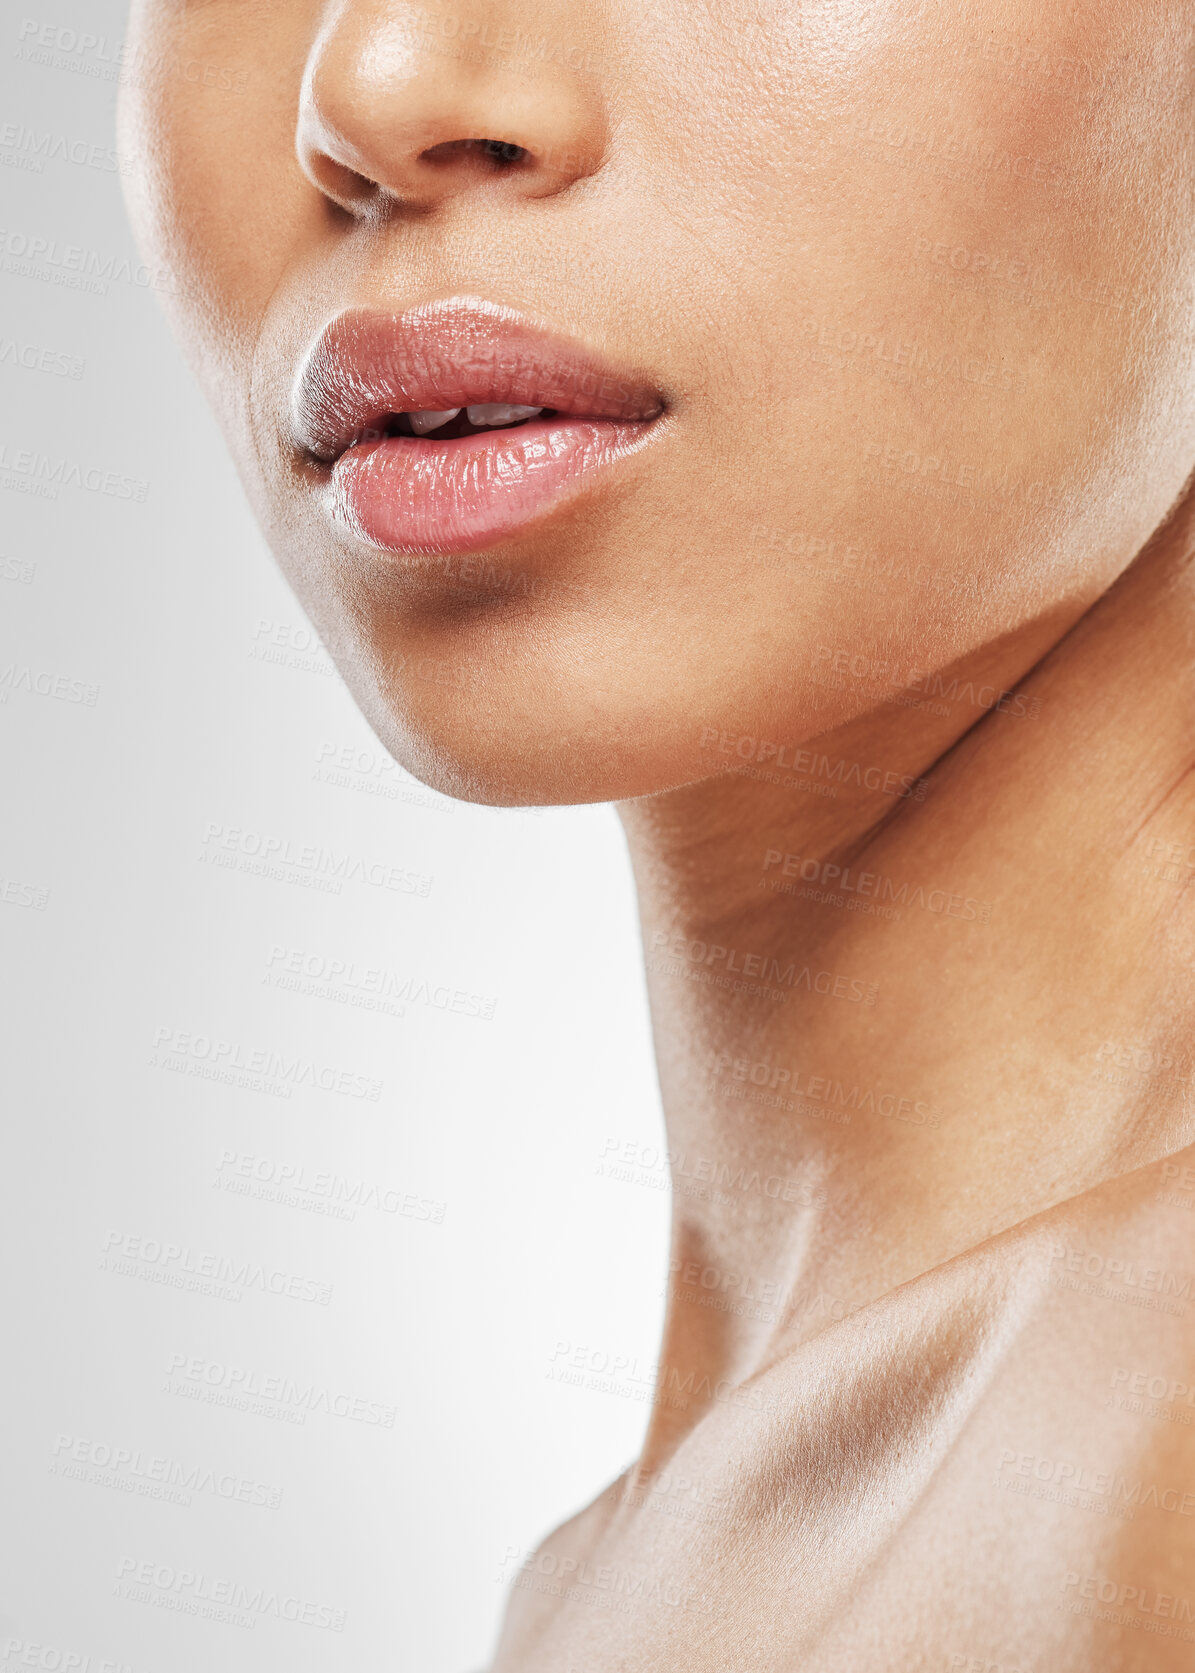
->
[291, 297, 667, 465]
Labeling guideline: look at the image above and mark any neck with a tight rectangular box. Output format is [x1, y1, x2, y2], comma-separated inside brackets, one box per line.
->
[617, 487, 1195, 1468]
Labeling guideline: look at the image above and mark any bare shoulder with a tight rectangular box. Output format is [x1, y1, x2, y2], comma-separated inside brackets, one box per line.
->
[490, 1150, 1195, 1672]
[490, 1467, 631, 1669]
[801, 1141, 1195, 1669]
[991, 1141, 1195, 1665]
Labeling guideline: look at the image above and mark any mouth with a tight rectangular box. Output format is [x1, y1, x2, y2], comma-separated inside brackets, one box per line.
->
[291, 298, 668, 556]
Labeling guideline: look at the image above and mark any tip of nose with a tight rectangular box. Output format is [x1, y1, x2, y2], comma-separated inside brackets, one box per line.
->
[297, 23, 608, 215]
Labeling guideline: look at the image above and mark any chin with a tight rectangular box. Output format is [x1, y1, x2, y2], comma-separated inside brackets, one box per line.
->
[335, 650, 716, 811]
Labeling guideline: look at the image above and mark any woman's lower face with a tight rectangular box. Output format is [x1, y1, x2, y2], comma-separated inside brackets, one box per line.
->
[112, 4, 1195, 1668]
[120, 0, 1195, 807]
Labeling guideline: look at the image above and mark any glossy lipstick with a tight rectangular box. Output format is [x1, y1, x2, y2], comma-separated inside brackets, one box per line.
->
[291, 299, 667, 555]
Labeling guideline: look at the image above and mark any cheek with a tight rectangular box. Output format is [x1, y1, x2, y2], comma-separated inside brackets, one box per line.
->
[120, 5, 318, 424]
[678, 2, 1192, 632]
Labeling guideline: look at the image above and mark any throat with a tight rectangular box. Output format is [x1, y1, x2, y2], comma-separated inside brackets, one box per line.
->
[618, 485, 1195, 1454]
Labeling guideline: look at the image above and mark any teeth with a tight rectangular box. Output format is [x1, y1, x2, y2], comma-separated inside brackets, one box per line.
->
[398, 403, 546, 437]
[465, 403, 543, 428]
[407, 408, 461, 435]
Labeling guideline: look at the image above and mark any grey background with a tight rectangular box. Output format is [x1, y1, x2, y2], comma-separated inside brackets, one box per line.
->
[0, 6, 667, 1667]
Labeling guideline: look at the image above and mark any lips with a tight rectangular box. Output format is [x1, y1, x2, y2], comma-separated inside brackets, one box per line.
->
[291, 298, 667, 555]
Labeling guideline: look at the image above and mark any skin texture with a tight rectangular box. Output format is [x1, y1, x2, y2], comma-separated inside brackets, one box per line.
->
[119, 1, 1195, 1666]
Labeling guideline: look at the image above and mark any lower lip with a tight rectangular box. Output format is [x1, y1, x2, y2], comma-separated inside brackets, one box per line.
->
[325, 416, 658, 555]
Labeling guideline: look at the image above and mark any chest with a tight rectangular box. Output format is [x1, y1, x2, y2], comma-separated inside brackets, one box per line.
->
[491, 1250, 1195, 1671]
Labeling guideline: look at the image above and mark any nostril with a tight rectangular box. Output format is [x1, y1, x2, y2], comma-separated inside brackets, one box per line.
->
[476, 139, 528, 166]
[420, 137, 531, 171]
[305, 153, 382, 216]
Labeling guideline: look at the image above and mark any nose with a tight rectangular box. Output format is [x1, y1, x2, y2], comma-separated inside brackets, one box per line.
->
[297, 1, 609, 215]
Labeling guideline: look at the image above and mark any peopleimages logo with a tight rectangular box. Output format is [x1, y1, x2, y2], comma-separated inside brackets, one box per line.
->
[996, 1449, 1195, 1517]
[151, 1025, 384, 1103]
[699, 725, 927, 799]
[0, 122, 125, 174]
[0, 336, 84, 378]
[708, 1050, 942, 1128]
[0, 664, 98, 704]
[1061, 1569, 1195, 1623]
[198, 822, 433, 898]
[761, 847, 991, 923]
[1, 875, 50, 910]
[648, 928, 877, 1006]
[1048, 1243, 1191, 1303]
[214, 1149, 448, 1225]
[1110, 1365, 1195, 1408]
[811, 643, 1040, 719]
[547, 1340, 771, 1414]
[1, 1640, 130, 1673]
[499, 1543, 691, 1611]
[16, 19, 130, 62]
[164, 1352, 397, 1428]
[0, 228, 178, 295]
[100, 1230, 333, 1307]
[264, 944, 497, 1022]
[0, 441, 148, 501]
[114, 1557, 346, 1631]
[14, 19, 250, 92]
[51, 1434, 283, 1509]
